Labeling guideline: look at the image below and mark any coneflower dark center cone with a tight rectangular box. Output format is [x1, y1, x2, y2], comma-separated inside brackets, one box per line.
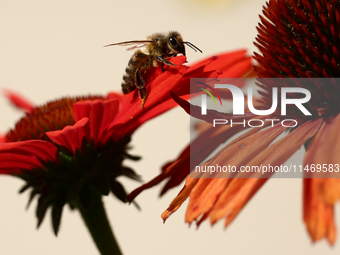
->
[6, 95, 105, 142]
[254, 0, 340, 119]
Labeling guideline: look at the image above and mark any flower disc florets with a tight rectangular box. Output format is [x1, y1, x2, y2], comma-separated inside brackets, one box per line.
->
[254, 0, 340, 119]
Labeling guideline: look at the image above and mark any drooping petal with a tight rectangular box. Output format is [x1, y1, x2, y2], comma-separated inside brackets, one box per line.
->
[303, 114, 340, 203]
[0, 140, 58, 174]
[158, 153, 191, 196]
[127, 119, 250, 201]
[302, 114, 340, 245]
[162, 119, 323, 225]
[46, 118, 90, 154]
[0, 154, 45, 174]
[303, 178, 336, 245]
[184, 122, 288, 223]
[161, 176, 201, 221]
[127, 155, 190, 203]
[161, 123, 282, 222]
[208, 118, 323, 226]
[160, 124, 247, 195]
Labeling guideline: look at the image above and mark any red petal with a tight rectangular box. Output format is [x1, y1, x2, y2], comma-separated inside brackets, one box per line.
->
[112, 56, 188, 135]
[127, 51, 252, 130]
[0, 140, 57, 174]
[171, 91, 256, 124]
[187, 55, 219, 73]
[73, 99, 120, 145]
[111, 51, 252, 136]
[3, 89, 34, 113]
[219, 56, 253, 78]
[0, 135, 7, 143]
[174, 51, 252, 97]
[190, 50, 249, 74]
[46, 118, 90, 153]
[107, 92, 127, 108]
[0, 153, 44, 174]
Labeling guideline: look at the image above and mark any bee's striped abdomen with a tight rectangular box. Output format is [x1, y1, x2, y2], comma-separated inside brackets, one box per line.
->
[121, 50, 150, 95]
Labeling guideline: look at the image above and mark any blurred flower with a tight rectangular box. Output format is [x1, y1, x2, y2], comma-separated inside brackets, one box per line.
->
[0, 51, 251, 254]
[1, 94, 143, 234]
[129, 0, 340, 245]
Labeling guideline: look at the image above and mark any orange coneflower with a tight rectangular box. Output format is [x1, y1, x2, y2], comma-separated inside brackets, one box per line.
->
[129, 0, 340, 245]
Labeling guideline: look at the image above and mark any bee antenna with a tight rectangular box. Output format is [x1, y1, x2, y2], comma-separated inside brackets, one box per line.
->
[183, 42, 202, 53]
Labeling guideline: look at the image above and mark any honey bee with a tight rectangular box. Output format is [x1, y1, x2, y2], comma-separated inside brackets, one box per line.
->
[105, 31, 202, 108]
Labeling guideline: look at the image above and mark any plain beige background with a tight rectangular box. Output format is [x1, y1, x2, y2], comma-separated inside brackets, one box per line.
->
[0, 0, 339, 254]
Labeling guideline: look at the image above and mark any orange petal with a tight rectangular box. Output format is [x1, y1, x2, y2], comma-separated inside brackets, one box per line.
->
[302, 114, 340, 244]
[185, 122, 287, 223]
[161, 176, 200, 221]
[198, 121, 287, 178]
[211, 178, 266, 227]
[303, 178, 337, 245]
[185, 178, 230, 223]
[208, 119, 323, 226]
[127, 154, 190, 202]
[304, 114, 340, 204]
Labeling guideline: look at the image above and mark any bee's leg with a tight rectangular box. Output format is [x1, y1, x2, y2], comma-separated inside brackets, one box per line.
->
[138, 87, 147, 109]
[134, 59, 152, 108]
[135, 68, 145, 90]
[161, 54, 165, 72]
[134, 59, 152, 89]
[135, 68, 147, 108]
[156, 55, 176, 72]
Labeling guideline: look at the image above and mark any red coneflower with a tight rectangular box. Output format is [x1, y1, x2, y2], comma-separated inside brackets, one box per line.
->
[129, 0, 340, 245]
[0, 51, 252, 255]
[127, 50, 253, 200]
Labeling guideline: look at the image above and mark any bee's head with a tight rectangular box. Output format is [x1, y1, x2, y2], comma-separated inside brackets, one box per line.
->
[167, 31, 186, 56]
[167, 31, 202, 57]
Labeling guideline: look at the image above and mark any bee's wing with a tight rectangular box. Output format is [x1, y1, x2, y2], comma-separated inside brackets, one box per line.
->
[104, 40, 154, 51]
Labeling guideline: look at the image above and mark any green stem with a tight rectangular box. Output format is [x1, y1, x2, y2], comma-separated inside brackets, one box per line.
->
[76, 190, 122, 255]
